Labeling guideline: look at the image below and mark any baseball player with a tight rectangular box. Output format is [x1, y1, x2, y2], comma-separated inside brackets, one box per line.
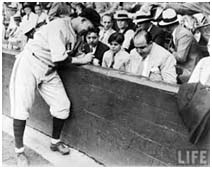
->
[9, 8, 101, 166]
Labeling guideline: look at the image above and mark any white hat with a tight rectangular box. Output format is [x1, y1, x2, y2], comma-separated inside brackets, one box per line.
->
[114, 10, 130, 20]
[158, 8, 179, 27]
[8, 3, 18, 10]
[133, 10, 153, 25]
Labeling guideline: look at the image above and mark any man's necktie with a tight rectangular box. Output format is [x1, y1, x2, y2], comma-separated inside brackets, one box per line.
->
[110, 53, 115, 68]
[100, 30, 106, 42]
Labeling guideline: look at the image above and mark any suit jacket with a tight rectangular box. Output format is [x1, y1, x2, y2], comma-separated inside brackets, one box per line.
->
[127, 43, 177, 84]
[173, 25, 203, 83]
[84, 41, 110, 64]
[149, 25, 170, 50]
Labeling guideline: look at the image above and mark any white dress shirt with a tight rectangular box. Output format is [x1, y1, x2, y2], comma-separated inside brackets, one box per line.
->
[188, 57, 210, 86]
[19, 12, 38, 34]
[99, 28, 116, 46]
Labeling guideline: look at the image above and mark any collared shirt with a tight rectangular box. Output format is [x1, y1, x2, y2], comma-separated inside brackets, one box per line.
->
[127, 50, 150, 77]
[188, 57, 210, 86]
[37, 12, 49, 25]
[90, 45, 97, 54]
[172, 27, 177, 46]
[127, 43, 177, 84]
[120, 29, 135, 50]
[7, 16, 17, 31]
[142, 54, 150, 77]
[19, 12, 38, 34]
[99, 28, 116, 46]
[25, 17, 77, 67]
[102, 48, 130, 71]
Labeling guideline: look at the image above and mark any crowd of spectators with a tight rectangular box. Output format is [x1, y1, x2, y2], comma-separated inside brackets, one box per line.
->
[2, 2, 210, 85]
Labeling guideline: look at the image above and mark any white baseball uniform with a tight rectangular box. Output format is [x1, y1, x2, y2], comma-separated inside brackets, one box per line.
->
[10, 17, 77, 120]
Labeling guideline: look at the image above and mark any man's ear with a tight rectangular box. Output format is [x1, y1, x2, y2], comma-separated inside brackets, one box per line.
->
[81, 18, 86, 23]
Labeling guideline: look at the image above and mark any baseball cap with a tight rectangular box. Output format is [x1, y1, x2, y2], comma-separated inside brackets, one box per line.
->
[79, 8, 101, 27]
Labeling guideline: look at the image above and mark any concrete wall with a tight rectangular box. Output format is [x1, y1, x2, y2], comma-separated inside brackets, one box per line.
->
[2, 50, 209, 166]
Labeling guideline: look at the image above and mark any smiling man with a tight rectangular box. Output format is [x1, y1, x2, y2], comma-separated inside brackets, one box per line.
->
[127, 29, 177, 84]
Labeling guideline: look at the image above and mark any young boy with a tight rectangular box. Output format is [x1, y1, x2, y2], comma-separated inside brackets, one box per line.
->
[102, 32, 130, 71]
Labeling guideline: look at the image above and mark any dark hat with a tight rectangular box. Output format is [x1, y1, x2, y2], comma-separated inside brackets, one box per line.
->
[79, 8, 101, 27]
[23, 2, 33, 9]
[13, 15, 22, 22]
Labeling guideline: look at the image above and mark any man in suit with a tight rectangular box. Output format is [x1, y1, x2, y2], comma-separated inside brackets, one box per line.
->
[133, 9, 170, 50]
[127, 29, 177, 84]
[82, 27, 110, 66]
[159, 8, 203, 83]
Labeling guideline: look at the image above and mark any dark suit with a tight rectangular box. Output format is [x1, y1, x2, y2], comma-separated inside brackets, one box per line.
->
[84, 41, 110, 64]
[149, 25, 170, 50]
[128, 25, 171, 52]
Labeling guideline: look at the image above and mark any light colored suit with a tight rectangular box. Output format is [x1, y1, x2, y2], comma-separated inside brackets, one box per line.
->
[127, 43, 177, 84]
[172, 25, 203, 83]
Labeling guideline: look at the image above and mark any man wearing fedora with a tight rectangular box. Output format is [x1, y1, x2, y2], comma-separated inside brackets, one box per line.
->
[9, 7, 101, 166]
[133, 9, 170, 50]
[19, 3, 38, 40]
[114, 10, 135, 52]
[158, 8, 203, 83]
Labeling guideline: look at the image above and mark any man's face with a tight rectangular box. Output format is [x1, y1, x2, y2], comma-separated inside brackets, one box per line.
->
[79, 18, 94, 34]
[137, 22, 150, 30]
[134, 37, 152, 59]
[8, 8, 17, 16]
[86, 32, 99, 47]
[116, 20, 128, 30]
[24, 7, 31, 15]
[34, 6, 42, 15]
[110, 41, 122, 54]
[102, 15, 113, 30]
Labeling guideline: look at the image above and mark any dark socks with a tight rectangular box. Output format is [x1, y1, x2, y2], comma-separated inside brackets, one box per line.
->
[52, 117, 65, 140]
[13, 119, 26, 149]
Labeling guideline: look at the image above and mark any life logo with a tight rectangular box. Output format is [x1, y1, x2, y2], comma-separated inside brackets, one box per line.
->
[177, 149, 209, 166]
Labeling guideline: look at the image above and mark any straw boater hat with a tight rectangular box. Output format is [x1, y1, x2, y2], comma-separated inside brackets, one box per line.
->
[114, 10, 131, 20]
[158, 8, 179, 27]
[133, 10, 153, 25]
[8, 3, 18, 10]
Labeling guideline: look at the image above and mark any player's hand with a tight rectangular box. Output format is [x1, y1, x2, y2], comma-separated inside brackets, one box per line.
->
[72, 53, 94, 64]
[92, 58, 100, 66]
[81, 53, 94, 64]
